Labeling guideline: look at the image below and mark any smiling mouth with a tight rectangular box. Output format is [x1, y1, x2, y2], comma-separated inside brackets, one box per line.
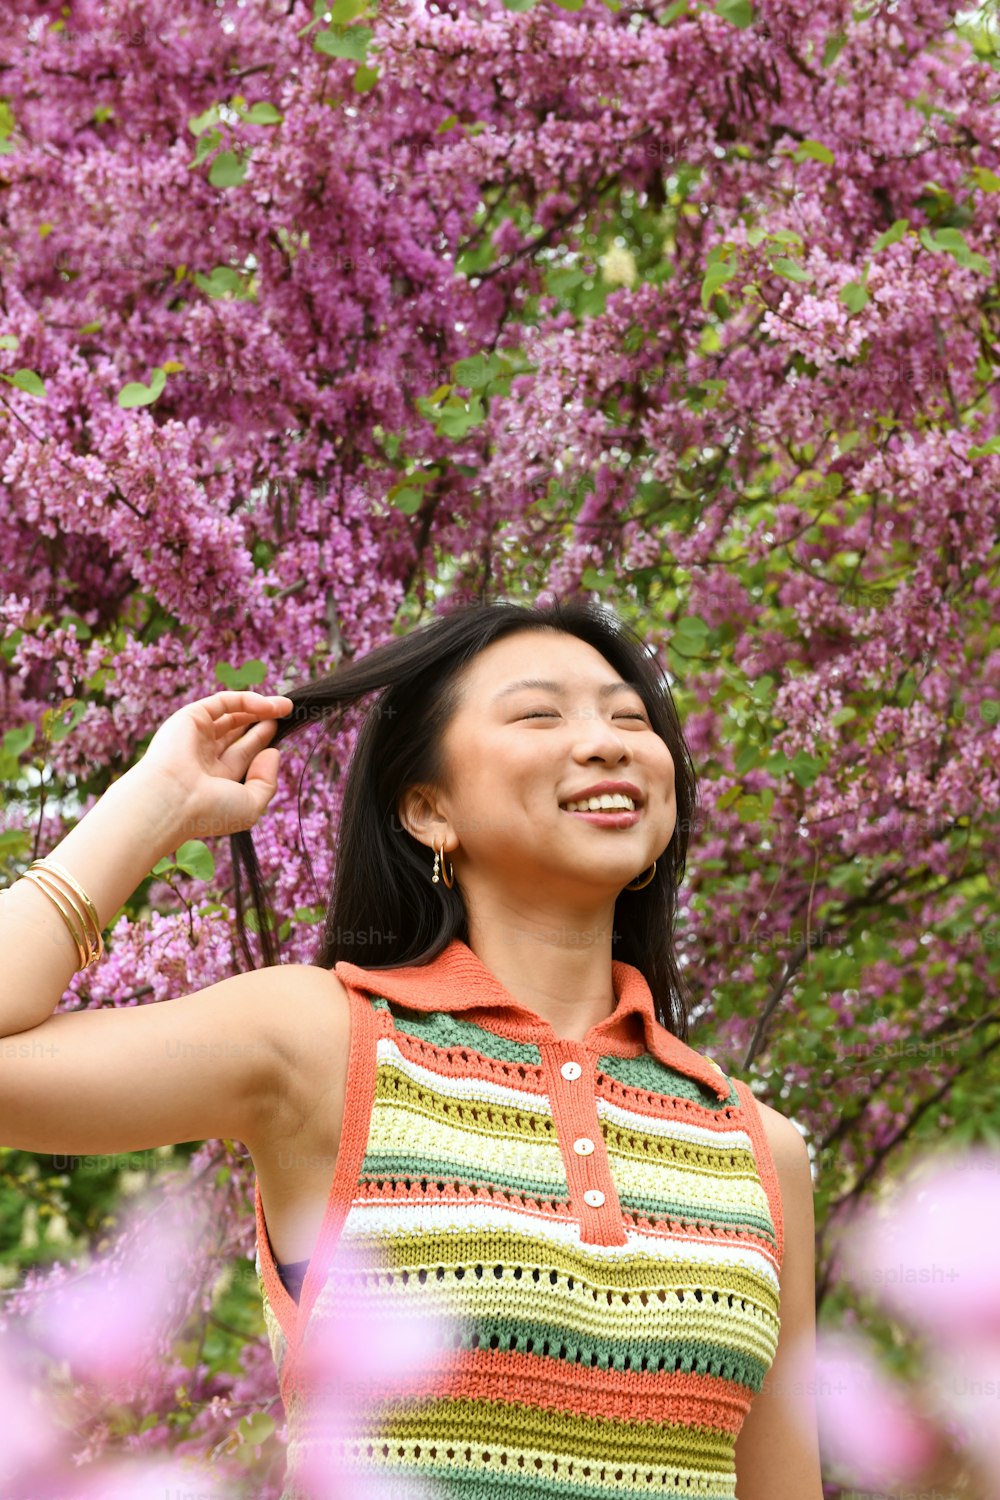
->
[560, 794, 637, 813]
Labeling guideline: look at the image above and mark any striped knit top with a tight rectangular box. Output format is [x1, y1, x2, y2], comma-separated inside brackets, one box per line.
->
[253, 938, 783, 1500]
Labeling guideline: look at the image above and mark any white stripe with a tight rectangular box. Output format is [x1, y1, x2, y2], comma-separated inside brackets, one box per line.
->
[334, 1200, 780, 1288]
[597, 1093, 754, 1148]
[377, 1037, 552, 1114]
[379, 1040, 754, 1157]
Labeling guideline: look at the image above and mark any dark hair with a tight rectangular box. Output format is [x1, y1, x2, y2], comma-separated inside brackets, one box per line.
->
[230, 597, 701, 1040]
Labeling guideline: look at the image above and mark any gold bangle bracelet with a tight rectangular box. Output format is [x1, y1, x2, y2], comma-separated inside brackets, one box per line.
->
[28, 858, 105, 964]
[20, 867, 91, 969]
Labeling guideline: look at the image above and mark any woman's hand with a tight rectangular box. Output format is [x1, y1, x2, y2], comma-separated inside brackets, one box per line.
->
[131, 690, 295, 840]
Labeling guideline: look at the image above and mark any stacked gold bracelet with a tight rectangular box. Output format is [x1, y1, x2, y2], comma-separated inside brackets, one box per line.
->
[18, 858, 106, 971]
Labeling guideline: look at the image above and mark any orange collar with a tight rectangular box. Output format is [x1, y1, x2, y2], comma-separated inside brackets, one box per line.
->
[333, 937, 729, 1101]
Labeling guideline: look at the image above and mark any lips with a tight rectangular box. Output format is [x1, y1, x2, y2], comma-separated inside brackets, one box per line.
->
[558, 781, 644, 808]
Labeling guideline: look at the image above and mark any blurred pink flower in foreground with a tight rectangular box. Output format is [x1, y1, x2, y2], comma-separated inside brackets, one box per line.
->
[0, 1325, 64, 1493]
[788, 1326, 935, 1490]
[841, 1146, 1000, 1339]
[24, 1185, 209, 1391]
[294, 1240, 458, 1499]
[0, 1186, 241, 1499]
[831, 1144, 1000, 1491]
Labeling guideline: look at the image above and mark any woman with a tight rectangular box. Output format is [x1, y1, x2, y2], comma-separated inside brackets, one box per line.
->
[0, 597, 823, 1499]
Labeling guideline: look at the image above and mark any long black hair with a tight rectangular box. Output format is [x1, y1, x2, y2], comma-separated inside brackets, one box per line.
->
[229, 597, 701, 1040]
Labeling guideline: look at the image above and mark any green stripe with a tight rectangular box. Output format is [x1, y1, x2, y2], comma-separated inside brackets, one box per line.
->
[376, 998, 543, 1065]
[295, 1395, 738, 1469]
[376, 1063, 753, 1177]
[614, 1187, 778, 1246]
[356, 1151, 776, 1248]
[336, 1226, 780, 1312]
[360, 1151, 569, 1200]
[324, 1292, 774, 1392]
[373, 1064, 555, 1139]
[596, 1051, 736, 1108]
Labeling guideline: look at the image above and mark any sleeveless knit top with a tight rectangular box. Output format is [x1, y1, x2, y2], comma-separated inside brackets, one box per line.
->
[253, 939, 784, 1500]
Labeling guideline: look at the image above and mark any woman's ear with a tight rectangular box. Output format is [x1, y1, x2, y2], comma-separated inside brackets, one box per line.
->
[398, 780, 452, 852]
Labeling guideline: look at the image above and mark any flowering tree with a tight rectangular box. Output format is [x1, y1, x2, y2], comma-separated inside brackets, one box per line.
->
[2, 0, 1000, 1492]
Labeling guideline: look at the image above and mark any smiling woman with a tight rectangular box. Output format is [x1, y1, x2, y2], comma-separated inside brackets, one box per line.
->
[0, 599, 822, 1500]
[226, 597, 824, 1500]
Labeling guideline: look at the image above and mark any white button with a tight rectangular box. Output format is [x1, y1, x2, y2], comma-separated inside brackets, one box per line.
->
[560, 1061, 582, 1081]
[583, 1189, 605, 1208]
[573, 1137, 595, 1156]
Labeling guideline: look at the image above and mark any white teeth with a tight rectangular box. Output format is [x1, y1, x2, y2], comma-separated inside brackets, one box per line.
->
[563, 793, 635, 812]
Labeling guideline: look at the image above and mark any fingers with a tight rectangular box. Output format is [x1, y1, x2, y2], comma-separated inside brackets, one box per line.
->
[198, 690, 294, 720]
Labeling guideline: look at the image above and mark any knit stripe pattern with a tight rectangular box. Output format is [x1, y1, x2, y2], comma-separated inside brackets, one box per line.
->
[254, 941, 783, 1500]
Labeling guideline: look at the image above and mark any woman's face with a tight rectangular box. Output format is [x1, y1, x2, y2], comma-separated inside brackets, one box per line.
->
[421, 628, 676, 907]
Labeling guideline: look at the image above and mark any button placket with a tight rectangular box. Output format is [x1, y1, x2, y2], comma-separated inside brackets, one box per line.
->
[541, 1041, 625, 1246]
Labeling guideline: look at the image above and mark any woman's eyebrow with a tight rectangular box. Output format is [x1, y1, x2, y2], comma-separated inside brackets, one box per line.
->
[491, 678, 637, 702]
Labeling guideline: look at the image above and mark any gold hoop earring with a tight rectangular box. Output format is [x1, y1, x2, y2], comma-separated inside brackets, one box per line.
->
[431, 838, 455, 889]
[625, 860, 656, 891]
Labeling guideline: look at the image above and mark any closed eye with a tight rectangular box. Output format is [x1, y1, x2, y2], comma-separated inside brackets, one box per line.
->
[520, 711, 649, 722]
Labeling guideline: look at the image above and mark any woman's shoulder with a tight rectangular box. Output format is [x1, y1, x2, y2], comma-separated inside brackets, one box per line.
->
[752, 1097, 812, 1173]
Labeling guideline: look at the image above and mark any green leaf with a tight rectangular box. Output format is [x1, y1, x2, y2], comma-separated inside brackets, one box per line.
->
[46, 699, 88, 742]
[0, 334, 18, 350]
[188, 128, 222, 168]
[188, 105, 220, 136]
[788, 753, 824, 787]
[674, 614, 711, 642]
[151, 856, 174, 876]
[353, 64, 380, 92]
[840, 281, 869, 313]
[794, 140, 835, 165]
[658, 0, 690, 22]
[208, 150, 248, 187]
[502, 0, 537, 9]
[240, 101, 283, 125]
[175, 840, 215, 881]
[329, 0, 369, 21]
[117, 368, 167, 408]
[701, 259, 738, 309]
[918, 227, 988, 274]
[238, 1412, 276, 1447]
[452, 353, 508, 390]
[822, 31, 847, 66]
[772, 258, 812, 282]
[580, 567, 616, 591]
[435, 395, 485, 437]
[971, 167, 1000, 193]
[872, 218, 909, 253]
[551, 0, 586, 9]
[715, 0, 753, 26]
[194, 265, 251, 299]
[314, 24, 372, 59]
[3, 723, 35, 757]
[215, 659, 267, 690]
[59, 614, 92, 641]
[735, 743, 763, 775]
[980, 700, 1000, 724]
[969, 434, 1000, 459]
[388, 486, 423, 514]
[0, 368, 46, 399]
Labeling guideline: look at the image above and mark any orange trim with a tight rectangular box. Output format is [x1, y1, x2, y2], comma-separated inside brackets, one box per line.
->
[731, 1077, 784, 1274]
[281, 976, 383, 1400]
[253, 1175, 299, 1348]
[334, 938, 730, 1101]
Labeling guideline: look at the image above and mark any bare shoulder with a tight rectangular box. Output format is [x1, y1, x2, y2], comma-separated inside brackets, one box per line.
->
[754, 1097, 813, 1174]
[260, 961, 352, 1066]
